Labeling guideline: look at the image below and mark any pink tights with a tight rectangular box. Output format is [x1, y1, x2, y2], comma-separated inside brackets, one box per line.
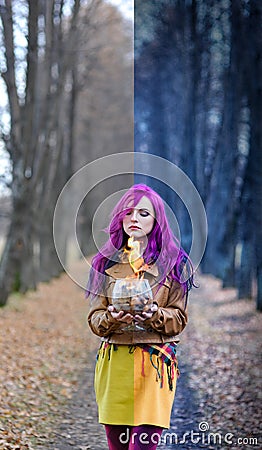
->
[105, 424, 163, 450]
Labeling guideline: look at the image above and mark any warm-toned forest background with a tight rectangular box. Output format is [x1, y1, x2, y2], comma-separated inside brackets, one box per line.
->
[0, 0, 133, 306]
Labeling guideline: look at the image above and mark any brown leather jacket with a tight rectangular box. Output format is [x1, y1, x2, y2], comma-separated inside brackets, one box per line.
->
[87, 261, 188, 345]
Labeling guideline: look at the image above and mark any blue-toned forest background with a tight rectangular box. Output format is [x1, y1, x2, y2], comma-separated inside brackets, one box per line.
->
[134, 0, 262, 309]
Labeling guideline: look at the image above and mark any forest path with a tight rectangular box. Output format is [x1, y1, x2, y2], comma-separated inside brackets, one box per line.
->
[0, 261, 261, 450]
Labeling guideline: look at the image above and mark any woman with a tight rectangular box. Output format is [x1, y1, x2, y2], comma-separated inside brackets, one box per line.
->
[86, 184, 194, 449]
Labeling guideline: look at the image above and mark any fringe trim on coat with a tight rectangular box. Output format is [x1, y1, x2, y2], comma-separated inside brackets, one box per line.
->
[140, 342, 179, 391]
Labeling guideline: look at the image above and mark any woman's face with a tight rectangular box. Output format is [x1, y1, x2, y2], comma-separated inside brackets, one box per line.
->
[122, 196, 155, 239]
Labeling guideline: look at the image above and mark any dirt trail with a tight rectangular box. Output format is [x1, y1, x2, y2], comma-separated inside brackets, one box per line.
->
[1, 263, 261, 450]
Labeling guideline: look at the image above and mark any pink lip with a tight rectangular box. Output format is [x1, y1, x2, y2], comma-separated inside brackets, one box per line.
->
[129, 226, 140, 230]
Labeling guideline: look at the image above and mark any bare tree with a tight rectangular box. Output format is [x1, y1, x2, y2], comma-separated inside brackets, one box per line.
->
[238, 0, 262, 310]
[0, 0, 103, 305]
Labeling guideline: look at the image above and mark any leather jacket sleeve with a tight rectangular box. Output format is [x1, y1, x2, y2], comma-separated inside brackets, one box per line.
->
[87, 292, 122, 337]
[145, 281, 188, 336]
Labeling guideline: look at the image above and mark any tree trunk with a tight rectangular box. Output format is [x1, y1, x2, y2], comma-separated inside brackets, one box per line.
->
[39, 224, 63, 282]
[0, 192, 36, 305]
[238, 0, 262, 309]
[204, 0, 243, 284]
[257, 266, 262, 312]
[238, 238, 254, 299]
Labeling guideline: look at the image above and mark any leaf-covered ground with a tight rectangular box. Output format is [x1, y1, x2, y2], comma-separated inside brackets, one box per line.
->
[0, 266, 261, 449]
[179, 274, 261, 449]
[0, 261, 96, 450]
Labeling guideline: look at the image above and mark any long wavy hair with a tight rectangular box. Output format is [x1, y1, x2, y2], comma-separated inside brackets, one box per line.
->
[86, 184, 194, 300]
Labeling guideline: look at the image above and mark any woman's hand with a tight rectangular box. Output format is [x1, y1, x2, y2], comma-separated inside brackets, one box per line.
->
[107, 305, 134, 324]
[134, 303, 158, 322]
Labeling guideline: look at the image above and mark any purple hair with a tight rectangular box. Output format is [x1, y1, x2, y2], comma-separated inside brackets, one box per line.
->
[86, 184, 194, 300]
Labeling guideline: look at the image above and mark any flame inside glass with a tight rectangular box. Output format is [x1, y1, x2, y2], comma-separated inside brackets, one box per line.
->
[112, 278, 153, 313]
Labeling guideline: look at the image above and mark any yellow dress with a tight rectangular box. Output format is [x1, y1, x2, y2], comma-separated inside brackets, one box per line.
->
[94, 342, 178, 428]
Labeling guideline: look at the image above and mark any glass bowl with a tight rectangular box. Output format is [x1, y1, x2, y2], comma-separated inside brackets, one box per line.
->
[112, 278, 153, 314]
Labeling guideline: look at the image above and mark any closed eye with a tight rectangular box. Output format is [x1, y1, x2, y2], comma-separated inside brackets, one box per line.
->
[124, 208, 152, 217]
[139, 210, 150, 217]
